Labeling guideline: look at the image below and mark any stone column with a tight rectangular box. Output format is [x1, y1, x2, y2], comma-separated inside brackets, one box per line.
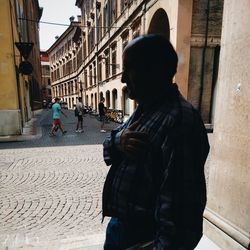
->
[204, 1, 250, 249]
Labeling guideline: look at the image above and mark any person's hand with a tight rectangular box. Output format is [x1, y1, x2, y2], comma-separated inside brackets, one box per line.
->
[120, 121, 150, 160]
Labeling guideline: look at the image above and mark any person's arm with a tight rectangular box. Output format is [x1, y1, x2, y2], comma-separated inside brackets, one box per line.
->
[60, 109, 67, 117]
[103, 119, 149, 165]
[154, 125, 209, 249]
[153, 144, 177, 250]
[103, 127, 124, 166]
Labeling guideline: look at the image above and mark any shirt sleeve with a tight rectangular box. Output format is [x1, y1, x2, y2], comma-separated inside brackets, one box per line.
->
[103, 126, 124, 166]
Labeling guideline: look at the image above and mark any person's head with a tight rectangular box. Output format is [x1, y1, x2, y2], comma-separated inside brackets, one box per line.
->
[55, 97, 60, 103]
[121, 34, 178, 103]
[101, 97, 105, 103]
[78, 97, 82, 102]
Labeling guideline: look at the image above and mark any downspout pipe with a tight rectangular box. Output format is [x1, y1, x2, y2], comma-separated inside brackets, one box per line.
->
[198, 0, 210, 111]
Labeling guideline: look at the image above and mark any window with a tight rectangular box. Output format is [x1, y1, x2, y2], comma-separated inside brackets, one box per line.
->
[93, 62, 96, 84]
[112, 89, 118, 109]
[111, 44, 117, 76]
[121, 30, 129, 51]
[77, 46, 83, 68]
[83, 39, 87, 59]
[98, 56, 102, 82]
[84, 70, 88, 88]
[64, 83, 67, 95]
[88, 28, 95, 53]
[120, 0, 126, 13]
[123, 87, 130, 115]
[106, 91, 110, 108]
[188, 45, 221, 124]
[104, 50, 110, 79]
[75, 80, 78, 92]
[97, 14, 102, 41]
[89, 65, 93, 86]
[111, 0, 117, 23]
[132, 18, 141, 38]
[71, 81, 74, 94]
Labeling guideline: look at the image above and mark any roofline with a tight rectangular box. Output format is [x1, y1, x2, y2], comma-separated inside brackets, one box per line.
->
[46, 21, 80, 54]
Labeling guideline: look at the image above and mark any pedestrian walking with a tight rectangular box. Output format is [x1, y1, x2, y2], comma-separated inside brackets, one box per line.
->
[102, 34, 210, 249]
[49, 97, 67, 136]
[98, 97, 107, 133]
[75, 97, 84, 133]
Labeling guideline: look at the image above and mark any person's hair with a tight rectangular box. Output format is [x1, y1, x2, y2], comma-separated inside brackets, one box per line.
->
[55, 97, 60, 102]
[78, 97, 82, 101]
[101, 97, 105, 102]
[124, 34, 178, 82]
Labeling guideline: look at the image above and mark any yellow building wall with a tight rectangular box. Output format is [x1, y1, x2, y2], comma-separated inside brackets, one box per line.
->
[0, 0, 29, 135]
[0, 0, 19, 109]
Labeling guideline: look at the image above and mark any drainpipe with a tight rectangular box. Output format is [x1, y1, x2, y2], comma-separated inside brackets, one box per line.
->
[198, 0, 210, 111]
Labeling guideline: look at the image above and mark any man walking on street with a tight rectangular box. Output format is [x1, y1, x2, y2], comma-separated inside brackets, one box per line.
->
[102, 34, 210, 250]
[99, 97, 107, 133]
[75, 97, 84, 133]
[49, 97, 67, 136]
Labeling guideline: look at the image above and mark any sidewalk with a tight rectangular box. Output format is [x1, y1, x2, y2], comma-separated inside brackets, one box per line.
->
[0, 109, 43, 142]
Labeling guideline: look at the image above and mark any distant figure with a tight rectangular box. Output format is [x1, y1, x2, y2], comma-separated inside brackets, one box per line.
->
[75, 97, 84, 133]
[102, 34, 210, 249]
[49, 97, 67, 136]
[98, 97, 107, 133]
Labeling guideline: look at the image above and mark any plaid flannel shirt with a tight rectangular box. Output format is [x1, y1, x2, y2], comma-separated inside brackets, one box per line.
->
[102, 93, 209, 249]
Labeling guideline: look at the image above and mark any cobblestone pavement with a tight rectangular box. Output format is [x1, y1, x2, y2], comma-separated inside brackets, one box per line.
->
[0, 110, 118, 250]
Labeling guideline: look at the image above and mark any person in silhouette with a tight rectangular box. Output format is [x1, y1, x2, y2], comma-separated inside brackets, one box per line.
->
[102, 34, 210, 250]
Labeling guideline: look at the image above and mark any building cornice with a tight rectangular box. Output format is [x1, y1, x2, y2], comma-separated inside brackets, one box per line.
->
[46, 22, 80, 53]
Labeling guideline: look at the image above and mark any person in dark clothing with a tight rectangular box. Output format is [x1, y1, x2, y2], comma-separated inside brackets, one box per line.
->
[99, 97, 107, 132]
[102, 34, 210, 250]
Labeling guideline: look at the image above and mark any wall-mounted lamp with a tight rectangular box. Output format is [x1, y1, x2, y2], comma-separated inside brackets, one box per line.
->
[15, 42, 34, 75]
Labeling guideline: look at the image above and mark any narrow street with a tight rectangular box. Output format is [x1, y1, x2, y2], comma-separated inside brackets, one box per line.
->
[0, 110, 117, 250]
[0, 110, 222, 250]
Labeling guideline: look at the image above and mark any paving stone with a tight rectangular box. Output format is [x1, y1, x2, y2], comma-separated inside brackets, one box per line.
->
[0, 110, 118, 249]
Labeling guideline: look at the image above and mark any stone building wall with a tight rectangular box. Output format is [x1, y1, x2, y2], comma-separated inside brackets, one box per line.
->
[188, 0, 224, 124]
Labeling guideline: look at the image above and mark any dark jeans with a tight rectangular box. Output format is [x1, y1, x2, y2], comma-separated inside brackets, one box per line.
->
[104, 217, 154, 250]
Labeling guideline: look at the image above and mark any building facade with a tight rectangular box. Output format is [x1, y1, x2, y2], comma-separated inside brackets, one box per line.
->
[47, 19, 83, 110]
[23, 0, 43, 111]
[40, 51, 52, 106]
[0, 0, 43, 136]
[71, 0, 223, 124]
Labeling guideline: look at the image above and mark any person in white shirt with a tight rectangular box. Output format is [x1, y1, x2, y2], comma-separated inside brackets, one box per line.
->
[75, 97, 84, 133]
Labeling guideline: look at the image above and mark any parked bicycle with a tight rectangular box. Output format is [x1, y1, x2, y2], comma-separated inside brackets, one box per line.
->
[106, 109, 124, 124]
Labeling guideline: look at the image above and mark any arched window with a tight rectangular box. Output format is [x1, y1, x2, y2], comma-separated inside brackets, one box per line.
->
[112, 89, 118, 109]
[106, 90, 110, 108]
[148, 8, 170, 40]
[122, 87, 129, 115]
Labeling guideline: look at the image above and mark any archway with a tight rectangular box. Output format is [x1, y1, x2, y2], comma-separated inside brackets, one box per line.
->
[148, 8, 170, 40]
[106, 90, 110, 108]
[112, 89, 118, 109]
[100, 92, 104, 100]
[122, 87, 129, 115]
